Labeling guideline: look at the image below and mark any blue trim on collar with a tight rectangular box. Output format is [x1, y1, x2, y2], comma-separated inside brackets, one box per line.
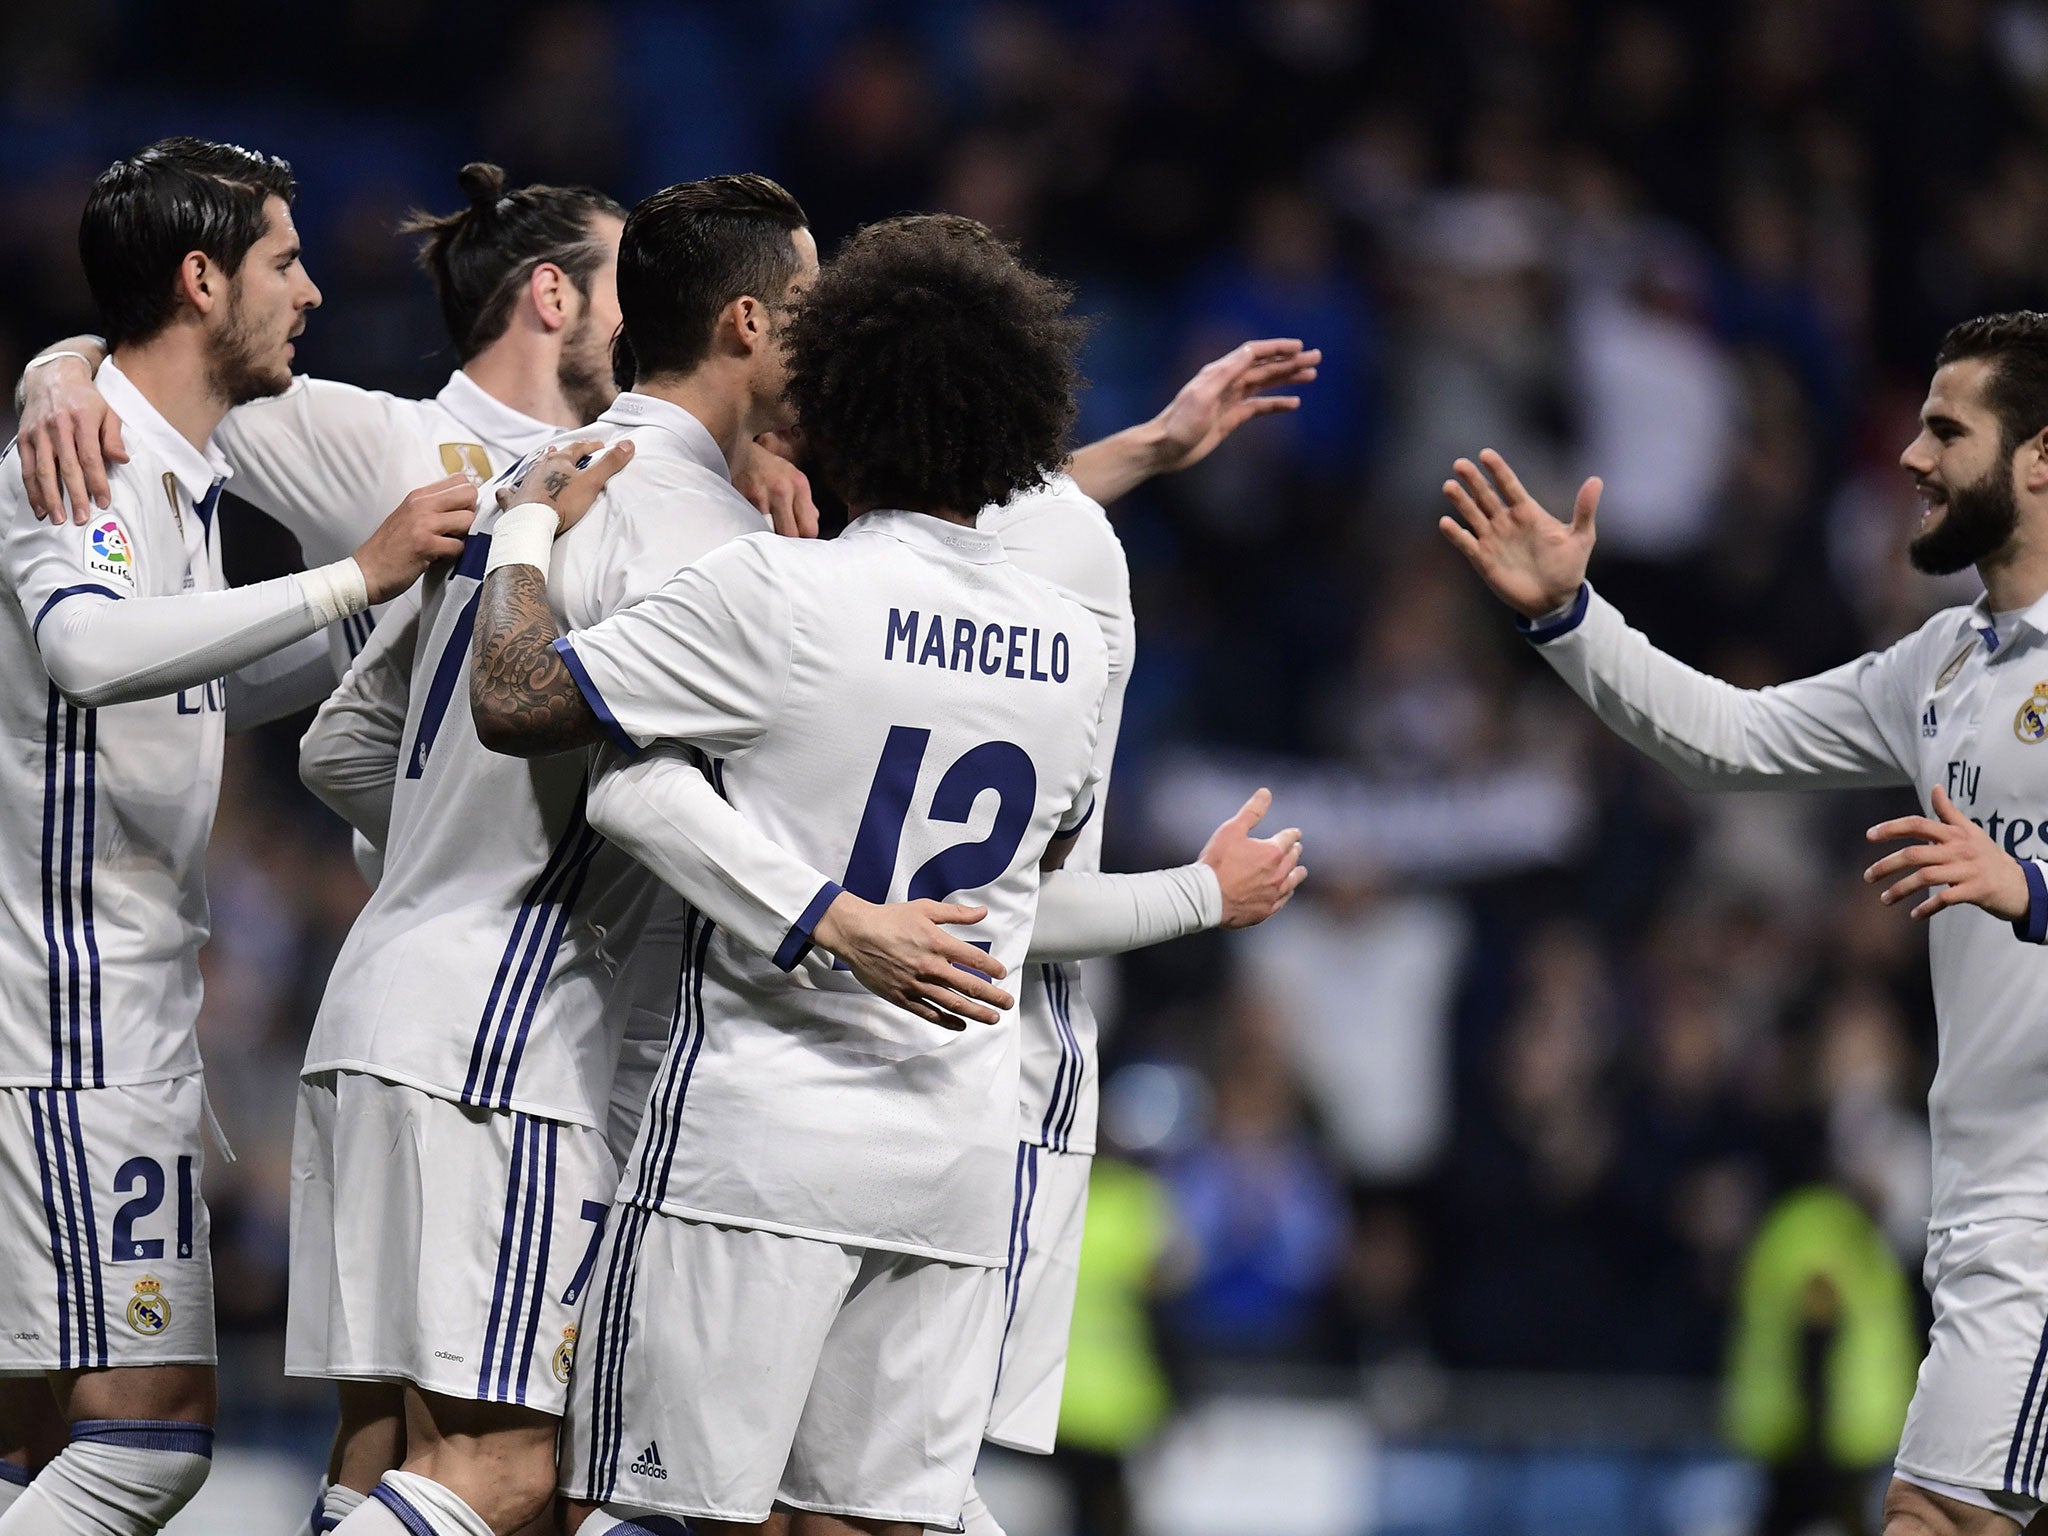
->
[1517, 583, 1591, 644]
[0, 1459, 29, 1486]
[774, 880, 845, 972]
[553, 637, 639, 757]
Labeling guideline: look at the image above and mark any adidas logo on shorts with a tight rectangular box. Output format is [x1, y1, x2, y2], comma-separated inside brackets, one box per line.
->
[630, 1442, 668, 1480]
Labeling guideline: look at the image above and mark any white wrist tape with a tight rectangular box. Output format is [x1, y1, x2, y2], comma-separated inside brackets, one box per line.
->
[299, 559, 370, 626]
[24, 349, 97, 374]
[486, 504, 562, 574]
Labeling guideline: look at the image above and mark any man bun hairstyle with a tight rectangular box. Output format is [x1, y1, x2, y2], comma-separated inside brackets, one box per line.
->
[1937, 311, 2048, 458]
[401, 162, 625, 362]
[79, 136, 297, 348]
[611, 173, 809, 388]
[784, 213, 1087, 516]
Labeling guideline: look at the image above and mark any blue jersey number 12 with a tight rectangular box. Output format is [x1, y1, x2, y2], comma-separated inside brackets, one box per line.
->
[841, 725, 1038, 904]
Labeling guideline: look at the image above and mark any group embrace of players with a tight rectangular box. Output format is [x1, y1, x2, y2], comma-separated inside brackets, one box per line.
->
[12, 133, 2048, 1536]
[0, 139, 1314, 1536]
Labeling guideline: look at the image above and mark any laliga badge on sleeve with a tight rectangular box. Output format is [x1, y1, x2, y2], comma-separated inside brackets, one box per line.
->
[2016, 682, 2048, 744]
[87, 515, 138, 591]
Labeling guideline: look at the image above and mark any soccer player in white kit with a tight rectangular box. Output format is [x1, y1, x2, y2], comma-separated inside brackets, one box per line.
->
[1440, 312, 2048, 1536]
[15, 163, 644, 1534]
[576, 466, 1308, 1536]
[291, 176, 895, 1536]
[16, 162, 628, 686]
[0, 138, 478, 1536]
[466, 213, 1111, 1536]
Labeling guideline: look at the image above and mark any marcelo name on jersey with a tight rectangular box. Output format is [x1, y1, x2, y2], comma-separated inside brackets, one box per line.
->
[885, 606, 1075, 683]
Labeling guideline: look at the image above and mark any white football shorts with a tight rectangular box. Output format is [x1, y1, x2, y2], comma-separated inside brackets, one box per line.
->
[286, 1069, 616, 1413]
[561, 1209, 1004, 1526]
[986, 1142, 1092, 1454]
[1894, 1216, 2048, 1518]
[0, 1074, 216, 1374]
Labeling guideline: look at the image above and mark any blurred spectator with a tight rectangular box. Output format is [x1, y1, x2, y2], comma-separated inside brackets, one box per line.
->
[1723, 1186, 1919, 1536]
[18, 0, 2033, 1482]
[1158, 997, 1348, 1362]
[1237, 879, 1463, 1183]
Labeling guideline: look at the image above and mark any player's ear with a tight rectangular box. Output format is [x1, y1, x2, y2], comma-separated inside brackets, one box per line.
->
[2025, 428, 2048, 493]
[727, 294, 765, 356]
[175, 251, 217, 317]
[529, 262, 571, 334]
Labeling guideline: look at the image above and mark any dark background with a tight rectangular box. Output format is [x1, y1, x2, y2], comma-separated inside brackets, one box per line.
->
[5, 1, 2036, 1530]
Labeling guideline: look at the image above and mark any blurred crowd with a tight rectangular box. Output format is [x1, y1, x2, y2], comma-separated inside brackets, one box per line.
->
[4, 0, 2045, 1476]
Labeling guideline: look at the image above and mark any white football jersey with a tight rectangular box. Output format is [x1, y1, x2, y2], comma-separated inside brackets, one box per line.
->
[568, 510, 1110, 1264]
[301, 393, 762, 1128]
[1533, 582, 2048, 1233]
[215, 370, 556, 662]
[979, 476, 1134, 1156]
[0, 362, 230, 1088]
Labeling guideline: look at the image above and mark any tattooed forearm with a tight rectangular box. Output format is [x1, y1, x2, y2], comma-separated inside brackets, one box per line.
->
[468, 565, 604, 757]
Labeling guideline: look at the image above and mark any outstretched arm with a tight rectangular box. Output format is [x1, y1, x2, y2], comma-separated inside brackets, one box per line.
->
[1439, 449, 1915, 792]
[468, 439, 635, 757]
[1030, 788, 1305, 960]
[1066, 338, 1320, 505]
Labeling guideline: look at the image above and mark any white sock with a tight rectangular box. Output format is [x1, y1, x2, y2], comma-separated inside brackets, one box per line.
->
[332, 1471, 493, 1536]
[957, 1476, 1008, 1536]
[303, 1480, 368, 1534]
[0, 1419, 211, 1534]
[582, 1511, 693, 1535]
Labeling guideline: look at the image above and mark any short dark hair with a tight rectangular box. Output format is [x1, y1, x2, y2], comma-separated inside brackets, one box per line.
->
[401, 162, 625, 362]
[79, 136, 297, 348]
[1936, 311, 2048, 456]
[785, 214, 1086, 515]
[613, 174, 809, 385]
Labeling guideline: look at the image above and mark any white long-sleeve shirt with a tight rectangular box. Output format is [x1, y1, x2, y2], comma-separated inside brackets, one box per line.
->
[1530, 581, 2048, 1232]
[0, 362, 365, 1087]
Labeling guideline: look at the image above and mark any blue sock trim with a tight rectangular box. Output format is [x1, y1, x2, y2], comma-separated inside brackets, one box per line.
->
[371, 1482, 439, 1536]
[70, 1418, 214, 1457]
[614, 1518, 694, 1536]
[0, 1459, 30, 1486]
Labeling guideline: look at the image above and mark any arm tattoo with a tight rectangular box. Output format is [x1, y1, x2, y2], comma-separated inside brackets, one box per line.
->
[468, 565, 604, 756]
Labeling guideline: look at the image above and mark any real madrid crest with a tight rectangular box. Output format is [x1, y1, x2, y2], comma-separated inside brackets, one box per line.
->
[126, 1275, 170, 1336]
[2018, 684, 2048, 744]
[552, 1325, 577, 1385]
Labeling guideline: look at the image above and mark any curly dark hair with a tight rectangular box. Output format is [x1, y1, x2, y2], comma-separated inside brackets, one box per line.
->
[784, 214, 1087, 515]
[1937, 311, 2048, 457]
